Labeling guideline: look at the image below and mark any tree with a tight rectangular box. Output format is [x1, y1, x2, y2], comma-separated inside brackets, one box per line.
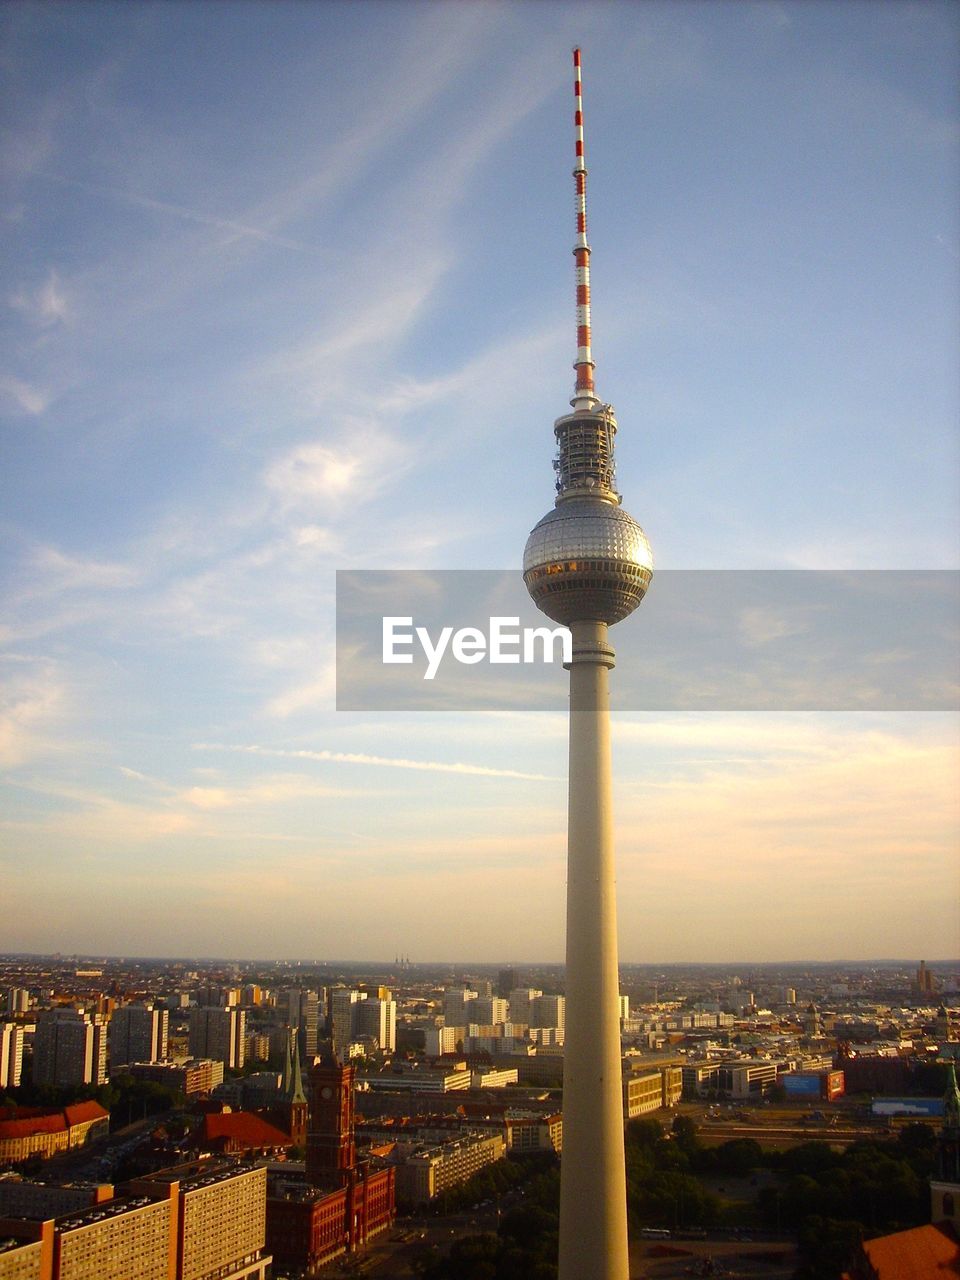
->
[626, 1117, 664, 1150]
[671, 1113, 698, 1153]
[713, 1138, 764, 1177]
[795, 1215, 862, 1280]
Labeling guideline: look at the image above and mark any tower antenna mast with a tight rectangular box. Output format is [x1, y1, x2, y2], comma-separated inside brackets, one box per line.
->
[572, 47, 598, 409]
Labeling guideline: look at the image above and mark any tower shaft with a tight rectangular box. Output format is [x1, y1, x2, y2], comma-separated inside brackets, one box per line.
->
[559, 619, 629, 1280]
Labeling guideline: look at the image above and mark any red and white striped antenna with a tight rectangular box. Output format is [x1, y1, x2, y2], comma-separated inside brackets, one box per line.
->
[572, 47, 598, 409]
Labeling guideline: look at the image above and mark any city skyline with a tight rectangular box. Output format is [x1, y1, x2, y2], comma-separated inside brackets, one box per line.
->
[2, 1, 958, 963]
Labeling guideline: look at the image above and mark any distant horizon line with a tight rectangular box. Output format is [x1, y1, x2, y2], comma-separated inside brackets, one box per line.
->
[2, 952, 958, 971]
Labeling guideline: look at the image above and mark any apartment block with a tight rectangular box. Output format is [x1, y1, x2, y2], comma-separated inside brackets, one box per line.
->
[187, 1008, 245, 1071]
[529, 995, 565, 1035]
[0, 1161, 270, 1280]
[505, 1113, 562, 1155]
[442, 988, 477, 1025]
[0, 1181, 113, 1221]
[472, 998, 508, 1026]
[356, 996, 397, 1053]
[109, 1005, 168, 1068]
[395, 1131, 506, 1205]
[125, 1059, 224, 1097]
[506, 988, 542, 1024]
[32, 1010, 107, 1089]
[278, 988, 321, 1060]
[423, 1026, 461, 1056]
[0, 1025, 24, 1090]
[0, 1103, 109, 1165]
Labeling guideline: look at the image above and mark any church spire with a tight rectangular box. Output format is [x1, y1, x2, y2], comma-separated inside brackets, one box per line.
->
[287, 1028, 307, 1105]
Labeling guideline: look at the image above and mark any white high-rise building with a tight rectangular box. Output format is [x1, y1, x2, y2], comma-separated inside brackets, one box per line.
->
[109, 1003, 169, 1067]
[0, 1022, 24, 1088]
[6, 988, 30, 1014]
[424, 1025, 461, 1056]
[33, 1008, 108, 1087]
[331, 988, 366, 1052]
[507, 988, 542, 1024]
[443, 987, 477, 1024]
[473, 998, 509, 1026]
[279, 987, 322, 1059]
[530, 994, 565, 1035]
[357, 994, 397, 1052]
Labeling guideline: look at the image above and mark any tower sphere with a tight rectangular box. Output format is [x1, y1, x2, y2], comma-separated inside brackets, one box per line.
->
[523, 495, 653, 626]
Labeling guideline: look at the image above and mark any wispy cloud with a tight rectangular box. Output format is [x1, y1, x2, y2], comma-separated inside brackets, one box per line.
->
[0, 374, 51, 415]
[36, 172, 324, 254]
[266, 424, 410, 511]
[9, 268, 71, 327]
[194, 741, 557, 782]
[0, 659, 68, 767]
[30, 545, 139, 591]
[264, 670, 336, 720]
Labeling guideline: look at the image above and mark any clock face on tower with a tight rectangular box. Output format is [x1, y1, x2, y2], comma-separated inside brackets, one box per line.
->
[320, 1086, 333, 1099]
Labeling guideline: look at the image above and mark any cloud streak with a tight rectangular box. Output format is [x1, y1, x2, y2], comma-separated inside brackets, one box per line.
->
[193, 741, 557, 782]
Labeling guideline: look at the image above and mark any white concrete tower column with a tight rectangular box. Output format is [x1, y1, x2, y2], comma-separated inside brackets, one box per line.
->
[558, 618, 629, 1280]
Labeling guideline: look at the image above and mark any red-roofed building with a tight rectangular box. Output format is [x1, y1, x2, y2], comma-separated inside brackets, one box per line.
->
[0, 1101, 109, 1163]
[843, 1222, 959, 1279]
[199, 1110, 293, 1158]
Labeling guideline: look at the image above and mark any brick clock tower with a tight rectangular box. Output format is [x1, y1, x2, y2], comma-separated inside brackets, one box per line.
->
[306, 1053, 356, 1190]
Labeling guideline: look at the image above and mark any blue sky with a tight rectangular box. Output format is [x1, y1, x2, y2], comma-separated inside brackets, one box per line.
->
[2, 0, 958, 963]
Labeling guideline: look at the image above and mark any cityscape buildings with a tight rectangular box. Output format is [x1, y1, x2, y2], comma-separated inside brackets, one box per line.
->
[522, 48, 653, 1280]
[0, 949, 958, 1277]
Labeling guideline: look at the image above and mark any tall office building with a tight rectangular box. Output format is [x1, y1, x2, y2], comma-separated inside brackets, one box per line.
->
[530, 994, 566, 1036]
[472, 998, 508, 1027]
[522, 50, 653, 1280]
[507, 987, 542, 1024]
[497, 969, 519, 998]
[916, 960, 937, 995]
[279, 987, 321, 1060]
[6, 987, 30, 1014]
[33, 1008, 108, 1088]
[330, 989, 365, 1054]
[109, 1002, 168, 1067]
[188, 1006, 246, 1070]
[443, 986, 477, 1025]
[0, 1022, 24, 1089]
[356, 993, 397, 1052]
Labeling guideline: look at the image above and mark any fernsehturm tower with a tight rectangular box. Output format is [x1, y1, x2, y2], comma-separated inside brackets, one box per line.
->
[523, 49, 653, 1280]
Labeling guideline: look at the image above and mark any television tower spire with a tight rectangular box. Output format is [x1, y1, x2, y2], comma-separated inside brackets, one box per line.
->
[523, 48, 654, 1280]
[572, 47, 598, 409]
